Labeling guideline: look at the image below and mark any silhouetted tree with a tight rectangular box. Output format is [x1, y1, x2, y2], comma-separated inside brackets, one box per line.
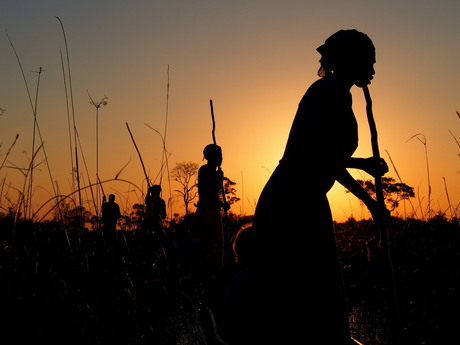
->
[349, 176, 415, 211]
[56, 203, 91, 229]
[170, 161, 199, 215]
[127, 203, 145, 229]
[52, 200, 91, 226]
[223, 177, 240, 206]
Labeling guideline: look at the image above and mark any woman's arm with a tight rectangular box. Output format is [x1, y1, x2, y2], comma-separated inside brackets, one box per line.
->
[336, 167, 376, 208]
[345, 157, 388, 177]
[335, 167, 390, 224]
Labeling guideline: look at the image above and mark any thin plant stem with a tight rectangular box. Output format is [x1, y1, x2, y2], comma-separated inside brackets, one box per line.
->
[385, 149, 417, 219]
[74, 130, 97, 215]
[96, 105, 99, 214]
[0, 175, 7, 211]
[87, 91, 108, 217]
[27, 67, 43, 219]
[241, 171, 245, 215]
[163, 65, 173, 218]
[7, 32, 59, 220]
[126, 122, 151, 188]
[0, 134, 19, 173]
[442, 177, 454, 220]
[407, 133, 431, 219]
[6, 30, 34, 112]
[57, 16, 82, 216]
[60, 48, 76, 202]
[145, 123, 173, 219]
[14, 143, 43, 235]
[448, 129, 460, 150]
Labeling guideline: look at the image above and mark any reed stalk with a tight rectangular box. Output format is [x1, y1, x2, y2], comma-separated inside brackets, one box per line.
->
[7, 32, 59, 221]
[442, 177, 455, 220]
[13, 143, 43, 235]
[56, 16, 82, 216]
[407, 133, 431, 219]
[159, 65, 173, 218]
[0, 176, 8, 212]
[0, 134, 19, 173]
[144, 124, 170, 183]
[87, 91, 108, 218]
[126, 123, 151, 188]
[27, 67, 43, 219]
[59, 48, 76, 203]
[385, 149, 417, 219]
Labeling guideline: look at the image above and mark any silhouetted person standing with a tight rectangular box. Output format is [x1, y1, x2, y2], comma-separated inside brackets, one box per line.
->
[101, 194, 121, 240]
[144, 184, 167, 234]
[195, 143, 229, 279]
[195, 143, 230, 345]
[250, 29, 390, 345]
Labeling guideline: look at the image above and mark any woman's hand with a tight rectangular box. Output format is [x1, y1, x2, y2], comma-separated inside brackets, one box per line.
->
[362, 157, 389, 177]
[368, 201, 391, 226]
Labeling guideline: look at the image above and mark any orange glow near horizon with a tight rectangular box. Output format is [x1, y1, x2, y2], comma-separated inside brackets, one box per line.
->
[1, 2, 459, 224]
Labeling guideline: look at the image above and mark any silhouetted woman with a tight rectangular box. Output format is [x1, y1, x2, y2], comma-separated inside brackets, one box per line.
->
[250, 29, 389, 345]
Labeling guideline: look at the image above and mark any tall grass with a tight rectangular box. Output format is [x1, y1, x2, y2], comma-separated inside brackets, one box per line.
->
[145, 64, 174, 219]
[2, 19, 147, 226]
[56, 16, 82, 215]
[6, 31, 59, 224]
[385, 149, 418, 219]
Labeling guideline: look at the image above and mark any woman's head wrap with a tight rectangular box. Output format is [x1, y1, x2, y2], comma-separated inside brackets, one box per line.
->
[317, 29, 375, 77]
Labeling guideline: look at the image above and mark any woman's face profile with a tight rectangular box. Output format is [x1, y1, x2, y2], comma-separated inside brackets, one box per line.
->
[355, 59, 376, 87]
[350, 52, 376, 88]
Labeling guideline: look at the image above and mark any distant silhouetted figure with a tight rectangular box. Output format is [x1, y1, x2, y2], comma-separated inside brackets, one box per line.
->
[101, 194, 121, 240]
[144, 184, 167, 234]
[249, 29, 390, 344]
[195, 143, 230, 279]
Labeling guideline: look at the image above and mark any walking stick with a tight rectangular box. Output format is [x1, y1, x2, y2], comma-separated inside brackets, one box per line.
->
[209, 99, 231, 264]
[363, 86, 400, 344]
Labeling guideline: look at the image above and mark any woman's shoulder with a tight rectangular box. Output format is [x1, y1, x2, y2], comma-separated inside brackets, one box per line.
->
[308, 77, 348, 94]
[302, 77, 351, 105]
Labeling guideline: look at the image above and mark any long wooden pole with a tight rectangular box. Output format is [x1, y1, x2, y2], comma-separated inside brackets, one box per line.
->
[363, 86, 400, 344]
[209, 100, 230, 263]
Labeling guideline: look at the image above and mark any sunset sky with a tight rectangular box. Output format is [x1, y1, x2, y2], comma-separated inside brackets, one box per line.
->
[1, 0, 459, 223]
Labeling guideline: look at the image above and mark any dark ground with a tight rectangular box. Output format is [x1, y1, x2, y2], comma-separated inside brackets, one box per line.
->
[0, 215, 459, 345]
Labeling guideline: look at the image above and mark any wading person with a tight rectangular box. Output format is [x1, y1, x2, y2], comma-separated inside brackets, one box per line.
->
[195, 143, 230, 279]
[101, 193, 121, 241]
[195, 143, 230, 345]
[249, 29, 390, 345]
[144, 184, 167, 235]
